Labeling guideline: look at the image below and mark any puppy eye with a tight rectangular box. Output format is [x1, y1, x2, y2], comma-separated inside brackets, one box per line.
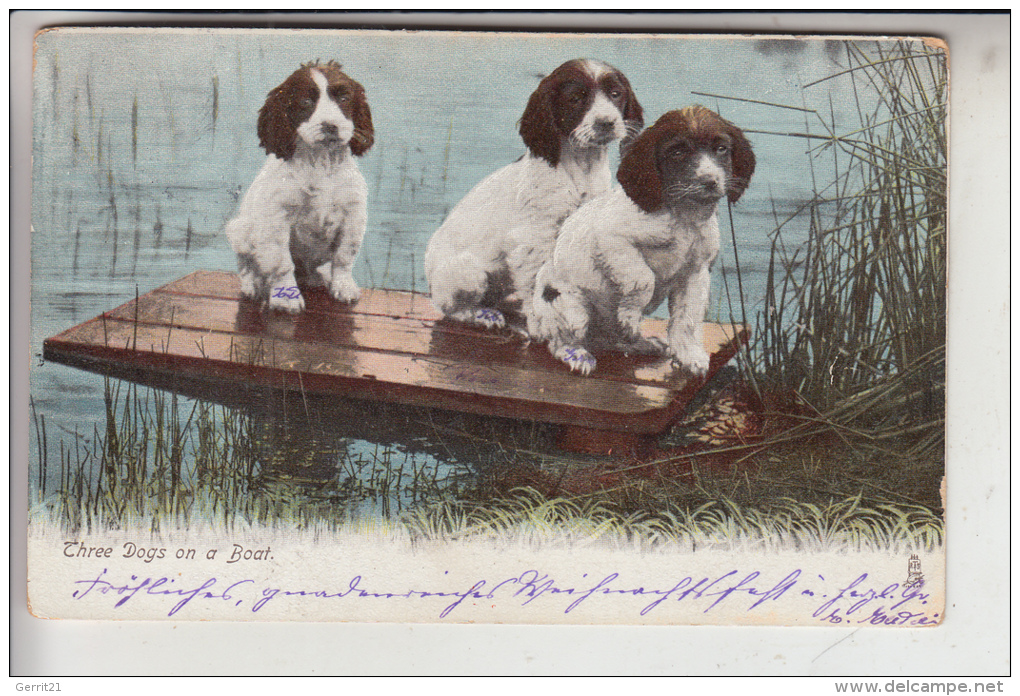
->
[299, 97, 315, 109]
[609, 89, 622, 99]
[716, 143, 730, 155]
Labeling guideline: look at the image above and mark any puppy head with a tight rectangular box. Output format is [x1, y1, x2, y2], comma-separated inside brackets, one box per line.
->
[519, 59, 644, 166]
[257, 60, 374, 160]
[617, 106, 755, 213]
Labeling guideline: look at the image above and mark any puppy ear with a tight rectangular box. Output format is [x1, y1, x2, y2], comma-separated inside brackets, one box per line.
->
[619, 72, 644, 130]
[519, 81, 561, 166]
[318, 62, 374, 157]
[616, 72, 644, 158]
[348, 82, 375, 157]
[725, 122, 756, 203]
[257, 81, 298, 160]
[616, 124, 664, 213]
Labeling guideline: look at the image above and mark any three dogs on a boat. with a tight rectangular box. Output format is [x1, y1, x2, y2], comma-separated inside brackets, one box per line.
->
[225, 59, 755, 377]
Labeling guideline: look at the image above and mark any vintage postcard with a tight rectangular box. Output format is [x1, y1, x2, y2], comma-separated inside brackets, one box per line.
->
[27, 27, 947, 625]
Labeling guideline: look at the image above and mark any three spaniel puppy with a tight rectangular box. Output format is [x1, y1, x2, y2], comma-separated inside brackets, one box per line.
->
[225, 60, 374, 313]
[225, 60, 755, 379]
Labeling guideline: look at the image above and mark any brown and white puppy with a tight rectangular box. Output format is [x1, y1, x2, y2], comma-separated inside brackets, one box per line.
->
[225, 60, 374, 313]
[532, 106, 756, 375]
[424, 58, 643, 330]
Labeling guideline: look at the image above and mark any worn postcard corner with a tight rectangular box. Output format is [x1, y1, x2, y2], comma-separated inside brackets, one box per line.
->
[28, 27, 946, 625]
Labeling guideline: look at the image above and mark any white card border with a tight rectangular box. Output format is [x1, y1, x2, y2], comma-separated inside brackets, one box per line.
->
[10, 9, 1010, 676]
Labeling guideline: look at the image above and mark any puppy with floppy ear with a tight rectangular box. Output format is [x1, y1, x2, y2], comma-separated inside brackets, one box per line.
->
[224, 60, 374, 313]
[532, 106, 755, 376]
[424, 59, 643, 331]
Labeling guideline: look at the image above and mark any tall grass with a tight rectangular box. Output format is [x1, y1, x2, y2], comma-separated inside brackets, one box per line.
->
[31, 375, 944, 551]
[746, 40, 946, 460]
[33, 378, 470, 535]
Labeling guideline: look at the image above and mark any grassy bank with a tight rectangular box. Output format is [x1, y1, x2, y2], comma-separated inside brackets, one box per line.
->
[697, 39, 946, 513]
[30, 376, 943, 552]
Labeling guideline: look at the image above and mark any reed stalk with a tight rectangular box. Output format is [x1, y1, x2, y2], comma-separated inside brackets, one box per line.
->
[748, 40, 946, 460]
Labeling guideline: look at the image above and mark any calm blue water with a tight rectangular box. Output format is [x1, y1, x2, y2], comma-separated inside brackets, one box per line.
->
[29, 29, 878, 501]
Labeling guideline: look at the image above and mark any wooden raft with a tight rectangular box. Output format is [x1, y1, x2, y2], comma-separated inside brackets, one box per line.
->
[42, 270, 748, 454]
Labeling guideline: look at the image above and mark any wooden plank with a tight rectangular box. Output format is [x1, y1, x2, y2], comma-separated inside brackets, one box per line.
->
[44, 317, 684, 432]
[103, 288, 742, 388]
[157, 269, 443, 322]
[42, 271, 749, 441]
[154, 270, 743, 384]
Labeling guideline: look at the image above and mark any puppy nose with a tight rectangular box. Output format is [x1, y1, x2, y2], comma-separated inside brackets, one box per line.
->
[593, 118, 615, 134]
[696, 176, 722, 193]
[321, 123, 339, 137]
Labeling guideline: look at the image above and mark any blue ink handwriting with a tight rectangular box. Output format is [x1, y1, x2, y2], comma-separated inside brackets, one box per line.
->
[810, 573, 937, 626]
[271, 286, 302, 299]
[69, 566, 937, 623]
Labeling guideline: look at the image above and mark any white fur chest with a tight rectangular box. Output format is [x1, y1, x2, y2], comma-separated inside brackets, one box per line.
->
[285, 156, 366, 242]
[643, 213, 720, 279]
[624, 212, 721, 316]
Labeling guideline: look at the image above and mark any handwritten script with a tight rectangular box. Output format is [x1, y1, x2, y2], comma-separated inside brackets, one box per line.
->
[271, 286, 302, 300]
[70, 567, 938, 624]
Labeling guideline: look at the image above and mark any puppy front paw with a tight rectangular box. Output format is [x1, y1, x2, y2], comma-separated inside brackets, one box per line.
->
[554, 345, 597, 376]
[330, 274, 361, 303]
[670, 345, 710, 376]
[447, 307, 507, 330]
[473, 307, 506, 329]
[269, 284, 305, 314]
[449, 307, 506, 329]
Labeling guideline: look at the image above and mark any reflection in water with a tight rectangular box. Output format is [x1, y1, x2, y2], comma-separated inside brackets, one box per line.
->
[35, 375, 486, 530]
[239, 391, 481, 521]
[33, 368, 589, 532]
[236, 390, 609, 526]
